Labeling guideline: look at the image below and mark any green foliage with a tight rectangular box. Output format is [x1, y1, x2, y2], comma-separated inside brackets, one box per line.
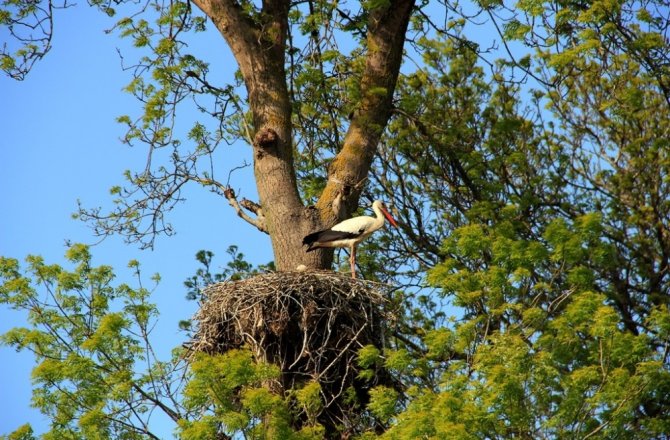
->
[0, 0, 53, 79]
[183, 246, 258, 301]
[0, 247, 323, 439]
[0, 424, 35, 440]
[415, 212, 670, 437]
[367, 386, 399, 423]
[0, 244, 180, 439]
[357, 344, 382, 381]
[361, 0, 391, 11]
[181, 350, 323, 439]
[364, 16, 670, 433]
[293, 381, 323, 425]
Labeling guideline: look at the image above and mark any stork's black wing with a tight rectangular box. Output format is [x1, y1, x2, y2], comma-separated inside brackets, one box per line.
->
[303, 229, 360, 251]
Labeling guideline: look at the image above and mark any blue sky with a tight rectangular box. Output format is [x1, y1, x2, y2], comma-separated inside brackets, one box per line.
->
[0, 5, 271, 436]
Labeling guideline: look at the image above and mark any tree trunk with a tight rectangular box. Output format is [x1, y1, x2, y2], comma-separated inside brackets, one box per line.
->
[192, 0, 415, 271]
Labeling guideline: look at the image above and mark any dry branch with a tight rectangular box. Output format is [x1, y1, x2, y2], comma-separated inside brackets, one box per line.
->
[223, 186, 268, 233]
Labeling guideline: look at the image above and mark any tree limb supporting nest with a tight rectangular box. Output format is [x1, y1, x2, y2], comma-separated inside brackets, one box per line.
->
[187, 270, 399, 436]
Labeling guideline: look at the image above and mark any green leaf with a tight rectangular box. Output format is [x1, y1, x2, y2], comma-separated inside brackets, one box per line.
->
[367, 386, 399, 423]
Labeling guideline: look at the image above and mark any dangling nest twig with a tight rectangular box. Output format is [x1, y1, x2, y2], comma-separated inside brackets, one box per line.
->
[186, 270, 399, 434]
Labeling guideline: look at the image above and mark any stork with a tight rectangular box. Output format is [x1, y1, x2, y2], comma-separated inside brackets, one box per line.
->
[303, 200, 398, 278]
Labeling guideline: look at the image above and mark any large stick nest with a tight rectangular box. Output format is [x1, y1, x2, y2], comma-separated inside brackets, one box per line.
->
[187, 270, 398, 433]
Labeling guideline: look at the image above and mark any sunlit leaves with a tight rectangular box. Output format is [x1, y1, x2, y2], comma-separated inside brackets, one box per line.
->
[367, 386, 399, 423]
[361, 0, 391, 11]
[181, 349, 321, 439]
[293, 381, 323, 425]
[357, 344, 382, 381]
[502, 19, 531, 41]
[0, 0, 61, 79]
[0, 245, 173, 439]
[424, 327, 456, 361]
[422, 191, 670, 437]
[2, 423, 35, 440]
[80, 312, 128, 351]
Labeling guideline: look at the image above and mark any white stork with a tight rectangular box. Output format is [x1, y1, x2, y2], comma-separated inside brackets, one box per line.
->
[303, 200, 398, 278]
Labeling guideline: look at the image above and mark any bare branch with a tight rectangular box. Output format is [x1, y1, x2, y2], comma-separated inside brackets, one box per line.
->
[223, 186, 268, 234]
[240, 198, 263, 216]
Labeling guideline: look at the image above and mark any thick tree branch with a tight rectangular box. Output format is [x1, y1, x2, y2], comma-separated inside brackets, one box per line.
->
[240, 198, 263, 217]
[316, 0, 416, 225]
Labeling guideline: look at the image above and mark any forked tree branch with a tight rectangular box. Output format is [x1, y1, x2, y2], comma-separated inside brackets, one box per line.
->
[224, 187, 269, 233]
[316, 0, 416, 225]
[193, 176, 268, 233]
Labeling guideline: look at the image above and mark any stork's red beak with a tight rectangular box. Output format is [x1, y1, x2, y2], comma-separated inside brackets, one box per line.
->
[382, 207, 398, 227]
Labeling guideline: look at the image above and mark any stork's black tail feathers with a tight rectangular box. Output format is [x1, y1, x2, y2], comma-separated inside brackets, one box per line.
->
[302, 231, 323, 252]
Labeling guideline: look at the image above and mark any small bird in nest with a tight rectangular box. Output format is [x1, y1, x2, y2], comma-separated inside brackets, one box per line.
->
[303, 200, 398, 279]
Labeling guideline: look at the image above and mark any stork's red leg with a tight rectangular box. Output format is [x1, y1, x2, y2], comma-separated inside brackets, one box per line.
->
[350, 246, 357, 279]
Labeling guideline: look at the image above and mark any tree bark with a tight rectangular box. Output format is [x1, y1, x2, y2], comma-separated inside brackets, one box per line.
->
[192, 0, 415, 271]
[316, 0, 416, 225]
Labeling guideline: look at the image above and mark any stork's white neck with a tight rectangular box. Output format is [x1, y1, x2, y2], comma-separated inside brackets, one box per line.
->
[370, 200, 388, 229]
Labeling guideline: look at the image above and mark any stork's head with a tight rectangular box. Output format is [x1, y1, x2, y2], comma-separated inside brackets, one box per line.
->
[372, 200, 398, 227]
